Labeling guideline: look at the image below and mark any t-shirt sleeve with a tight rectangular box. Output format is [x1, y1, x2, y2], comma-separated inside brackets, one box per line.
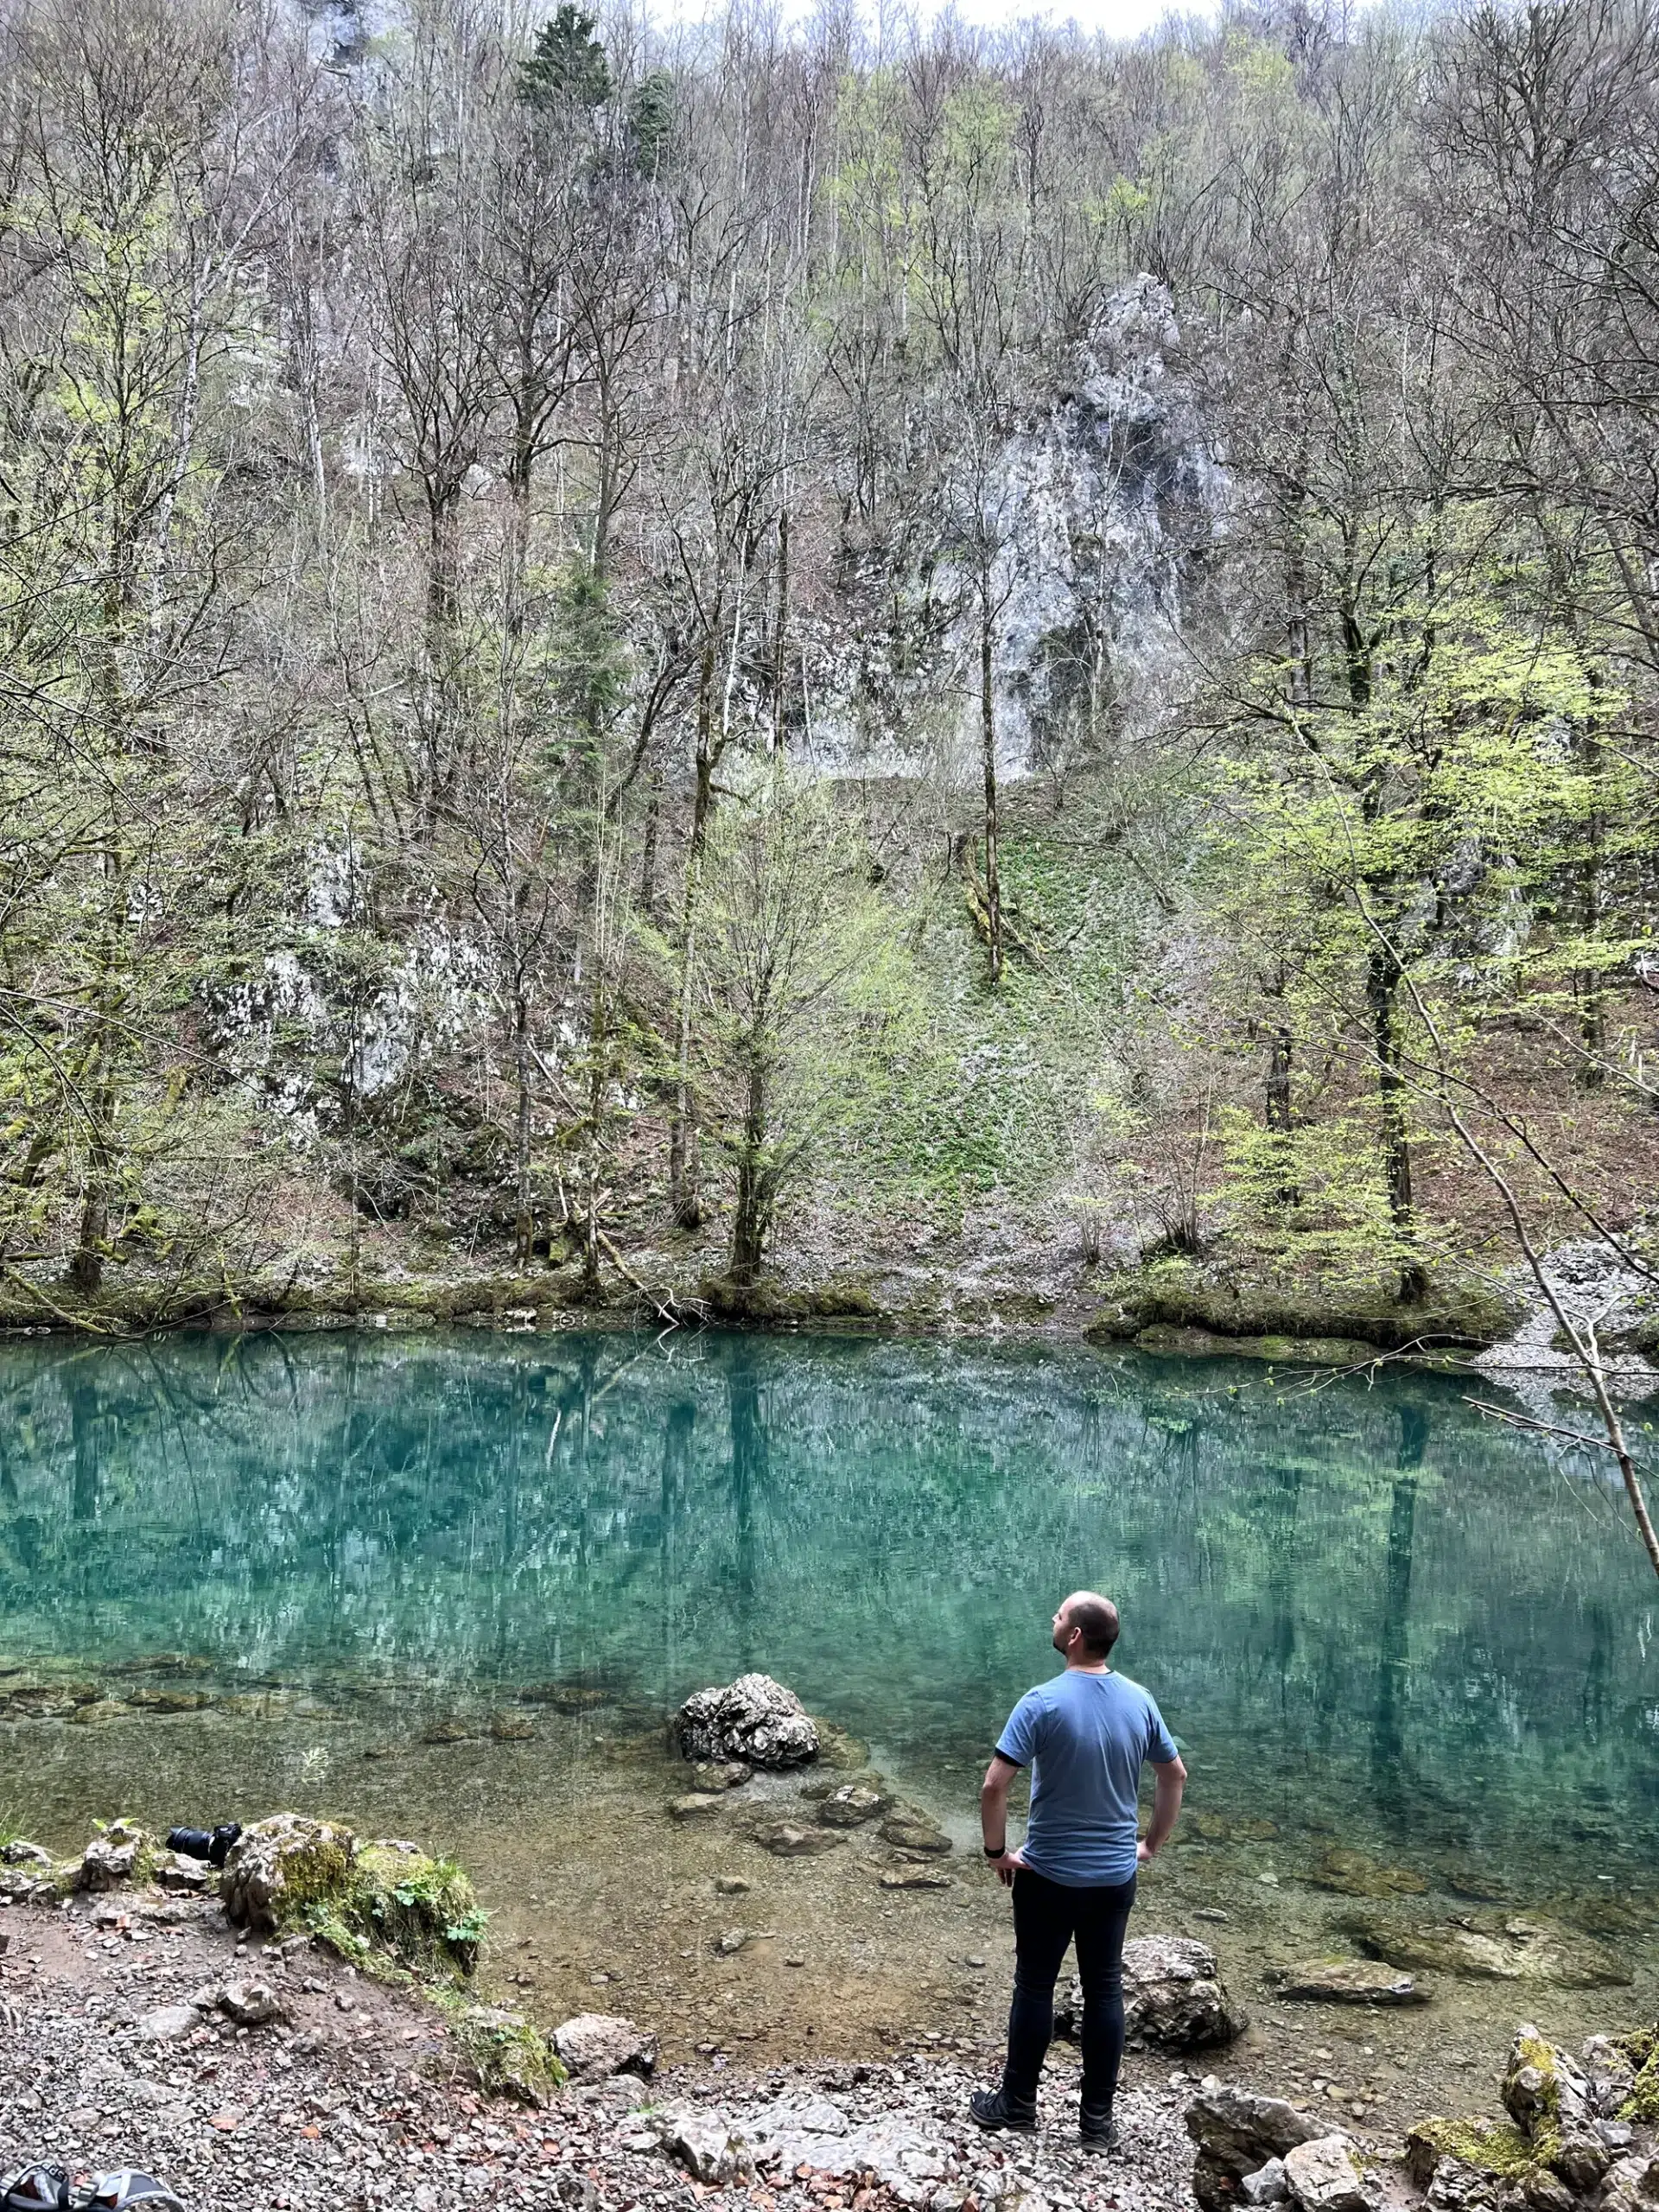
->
[995, 1688, 1046, 1768]
[1144, 1695, 1180, 1764]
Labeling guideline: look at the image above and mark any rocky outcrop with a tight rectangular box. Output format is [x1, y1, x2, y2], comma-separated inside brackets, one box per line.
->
[552, 2013, 658, 2082]
[1282, 2137, 1376, 2212]
[221, 1815, 354, 1935]
[674, 1675, 819, 1769]
[1185, 2078, 1324, 2211]
[1060, 1936, 1244, 2050]
[78, 1820, 147, 1891]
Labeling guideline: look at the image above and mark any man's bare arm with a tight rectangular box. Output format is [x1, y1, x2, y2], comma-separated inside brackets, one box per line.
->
[1137, 1754, 1186, 1864]
[982, 1753, 1023, 1886]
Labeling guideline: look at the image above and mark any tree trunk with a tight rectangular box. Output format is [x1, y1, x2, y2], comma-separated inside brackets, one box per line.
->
[730, 1052, 772, 1286]
[513, 984, 533, 1266]
[772, 507, 790, 755]
[980, 555, 1003, 988]
[669, 636, 718, 1230]
[1367, 934, 1425, 1300]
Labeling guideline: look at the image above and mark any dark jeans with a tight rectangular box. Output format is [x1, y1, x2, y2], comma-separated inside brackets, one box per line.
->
[1001, 1866, 1136, 2112]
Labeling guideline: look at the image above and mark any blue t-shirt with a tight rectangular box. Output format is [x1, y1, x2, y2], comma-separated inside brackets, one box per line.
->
[995, 1669, 1179, 1887]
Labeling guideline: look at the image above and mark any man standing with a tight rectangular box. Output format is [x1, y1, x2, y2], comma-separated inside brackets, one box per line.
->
[971, 1592, 1185, 2150]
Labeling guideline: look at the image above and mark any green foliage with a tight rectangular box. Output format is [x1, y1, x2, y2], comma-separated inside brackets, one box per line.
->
[629, 71, 674, 176]
[518, 6, 613, 110]
[289, 1841, 486, 1984]
[1211, 1109, 1445, 1290]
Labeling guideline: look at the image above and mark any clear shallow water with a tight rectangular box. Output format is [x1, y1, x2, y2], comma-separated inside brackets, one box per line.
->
[3, 1326, 1657, 2072]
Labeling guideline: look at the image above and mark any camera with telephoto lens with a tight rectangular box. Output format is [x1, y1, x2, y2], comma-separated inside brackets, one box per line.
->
[163, 1822, 240, 1869]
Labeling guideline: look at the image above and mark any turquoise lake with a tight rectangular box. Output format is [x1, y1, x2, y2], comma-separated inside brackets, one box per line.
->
[2, 1326, 1656, 2072]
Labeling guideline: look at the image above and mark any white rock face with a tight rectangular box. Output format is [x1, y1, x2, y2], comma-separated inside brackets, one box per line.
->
[659, 2105, 753, 2183]
[741, 2099, 950, 2205]
[551, 2012, 658, 2082]
[1283, 2137, 1375, 2212]
[673, 1675, 819, 1768]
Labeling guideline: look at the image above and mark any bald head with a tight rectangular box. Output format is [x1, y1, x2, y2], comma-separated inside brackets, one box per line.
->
[1055, 1591, 1120, 1662]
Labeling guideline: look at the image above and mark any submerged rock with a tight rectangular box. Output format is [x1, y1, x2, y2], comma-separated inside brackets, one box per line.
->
[674, 1675, 819, 1769]
[1263, 1959, 1427, 2005]
[551, 2012, 658, 2082]
[754, 1821, 840, 1858]
[671, 1794, 727, 1822]
[1309, 1847, 1428, 1898]
[816, 1783, 887, 1827]
[692, 1761, 752, 1792]
[1340, 1911, 1631, 1986]
[880, 1817, 951, 1854]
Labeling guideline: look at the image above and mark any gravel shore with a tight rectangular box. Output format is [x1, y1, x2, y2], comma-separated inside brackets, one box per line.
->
[0, 1888, 1200, 2212]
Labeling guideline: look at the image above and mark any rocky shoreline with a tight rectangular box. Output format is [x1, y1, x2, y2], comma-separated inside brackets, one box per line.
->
[3, 1823, 1656, 2212]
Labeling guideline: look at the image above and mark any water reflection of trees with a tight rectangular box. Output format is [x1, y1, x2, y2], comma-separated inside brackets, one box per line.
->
[0, 1331, 1655, 1865]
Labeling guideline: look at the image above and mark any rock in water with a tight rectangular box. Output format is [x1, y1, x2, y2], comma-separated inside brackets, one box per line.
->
[1263, 1959, 1427, 2005]
[551, 2012, 658, 2081]
[1283, 2138, 1376, 2212]
[754, 1821, 840, 1858]
[816, 1783, 887, 1827]
[879, 1817, 951, 1853]
[1185, 2079, 1325, 2212]
[220, 1814, 355, 1934]
[1059, 1936, 1244, 2049]
[674, 1675, 819, 1768]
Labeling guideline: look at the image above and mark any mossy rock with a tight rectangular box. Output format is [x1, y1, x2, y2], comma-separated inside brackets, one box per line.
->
[226, 1815, 484, 1983]
[1616, 2029, 1659, 2122]
[1405, 2119, 1535, 2189]
[1097, 1262, 1519, 1353]
[449, 2004, 565, 2105]
[351, 1842, 486, 1978]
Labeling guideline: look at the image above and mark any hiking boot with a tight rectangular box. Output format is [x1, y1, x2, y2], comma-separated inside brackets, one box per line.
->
[969, 2088, 1038, 2133]
[1080, 2104, 1119, 2152]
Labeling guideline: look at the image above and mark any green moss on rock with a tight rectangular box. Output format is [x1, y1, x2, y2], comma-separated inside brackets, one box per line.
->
[353, 1843, 486, 1978]
[1406, 2118, 1535, 2189]
[448, 2003, 566, 2105]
